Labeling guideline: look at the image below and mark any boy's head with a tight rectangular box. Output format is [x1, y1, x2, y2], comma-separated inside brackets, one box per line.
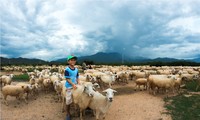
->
[67, 55, 77, 66]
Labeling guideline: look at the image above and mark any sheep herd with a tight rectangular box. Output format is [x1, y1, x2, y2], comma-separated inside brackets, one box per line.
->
[1, 65, 200, 120]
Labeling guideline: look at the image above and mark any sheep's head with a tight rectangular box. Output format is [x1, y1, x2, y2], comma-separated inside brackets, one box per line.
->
[27, 84, 33, 90]
[34, 83, 39, 89]
[83, 82, 96, 97]
[10, 74, 14, 78]
[103, 88, 117, 102]
[193, 74, 199, 80]
[93, 83, 100, 89]
[30, 75, 35, 79]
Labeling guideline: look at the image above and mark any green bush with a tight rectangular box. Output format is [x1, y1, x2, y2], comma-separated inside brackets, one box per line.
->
[13, 74, 29, 81]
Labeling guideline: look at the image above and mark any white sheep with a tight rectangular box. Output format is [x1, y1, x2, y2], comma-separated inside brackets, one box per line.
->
[43, 78, 51, 93]
[35, 74, 44, 88]
[2, 85, 29, 105]
[1, 74, 14, 86]
[50, 74, 61, 83]
[29, 75, 35, 85]
[72, 82, 97, 120]
[100, 74, 115, 89]
[148, 75, 177, 95]
[115, 71, 129, 84]
[89, 88, 117, 120]
[53, 80, 63, 101]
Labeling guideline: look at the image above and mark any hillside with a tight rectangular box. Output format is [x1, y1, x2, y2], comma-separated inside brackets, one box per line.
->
[0, 57, 48, 65]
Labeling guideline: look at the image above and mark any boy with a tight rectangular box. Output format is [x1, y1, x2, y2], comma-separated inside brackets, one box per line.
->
[65, 55, 80, 120]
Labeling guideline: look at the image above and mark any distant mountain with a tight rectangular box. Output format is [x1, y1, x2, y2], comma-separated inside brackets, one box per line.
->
[1, 52, 199, 66]
[78, 52, 128, 63]
[0, 57, 48, 65]
[150, 57, 180, 62]
[55, 52, 200, 63]
[55, 52, 129, 63]
[190, 56, 200, 63]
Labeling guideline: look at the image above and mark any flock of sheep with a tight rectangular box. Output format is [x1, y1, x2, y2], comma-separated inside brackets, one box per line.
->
[1, 65, 200, 120]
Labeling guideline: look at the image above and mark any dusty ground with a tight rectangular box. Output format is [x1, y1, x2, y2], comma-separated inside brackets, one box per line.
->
[0, 71, 171, 120]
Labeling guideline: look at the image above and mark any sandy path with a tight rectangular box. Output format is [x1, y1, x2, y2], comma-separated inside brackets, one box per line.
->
[0, 81, 171, 120]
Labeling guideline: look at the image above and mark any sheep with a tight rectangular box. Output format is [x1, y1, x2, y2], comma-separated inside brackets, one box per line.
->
[29, 75, 35, 85]
[27, 72, 35, 77]
[174, 77, 182, 92]
[53, 80, 63, 101]
[2, 85, 29, 105]
[99, 74, 115, 89]
[43, 78, 51, 93]
[61, 80, 67, 112]
[135, 78, 147, 91]
[132, 71, 147, 79]
[72, 82, 96, 120]
[180, 73, 195, 82]
[115, 72, 129, 84]
[50, 74, 61, 83]
[31, 83, 40, 96]
[1, 74, 14, 86]
[35, 74, 44, 88]
[157, 69, 172, 75]
[16, 83, 33, 99]
[61, 81, 97, 119]
[89, 88, 117, 120]
[148, 75, 177, 95]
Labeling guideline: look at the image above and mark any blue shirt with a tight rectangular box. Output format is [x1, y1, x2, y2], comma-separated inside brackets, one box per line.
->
[64, 66, 79, 88]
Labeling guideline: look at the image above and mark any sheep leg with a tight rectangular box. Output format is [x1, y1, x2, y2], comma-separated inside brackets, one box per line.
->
[139, 85, 141, 91]
[134, 84, 137, 91]
[62, 98, 66, 112]
[26, 92, 29, 100]
[95, 110, 100, 120]
[93, 110, 96, 116]
[103, 113, 106, 119]
[20, 93, 28, 104]
[3, 95, 8, 106]
[58, 94, 62, 102]
[80, 109, 83, 120]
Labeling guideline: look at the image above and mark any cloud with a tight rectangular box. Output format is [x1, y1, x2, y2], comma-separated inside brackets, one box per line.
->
[1, 0, 200, 60]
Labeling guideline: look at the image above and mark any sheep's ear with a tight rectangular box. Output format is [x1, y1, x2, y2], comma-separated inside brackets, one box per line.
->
[102, 90, 107, 93]
[93, 83, 100, 88]
[113, 90, 117, 93]
[93, 83, 99, 86]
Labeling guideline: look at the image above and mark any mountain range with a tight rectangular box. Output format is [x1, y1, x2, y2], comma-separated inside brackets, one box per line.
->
[1, 52, 200, 65]
[55, 52, 200, 63]
[0, 57, 48, 65]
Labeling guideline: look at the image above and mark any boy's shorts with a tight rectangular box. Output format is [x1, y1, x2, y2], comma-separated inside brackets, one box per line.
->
[66, 88, 73, 105]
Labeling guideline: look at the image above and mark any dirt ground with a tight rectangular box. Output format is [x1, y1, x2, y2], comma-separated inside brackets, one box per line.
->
[0, 71, 171, 120]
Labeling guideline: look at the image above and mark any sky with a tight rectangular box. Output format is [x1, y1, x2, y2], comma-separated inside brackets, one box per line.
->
[1, 0, 200, 61]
